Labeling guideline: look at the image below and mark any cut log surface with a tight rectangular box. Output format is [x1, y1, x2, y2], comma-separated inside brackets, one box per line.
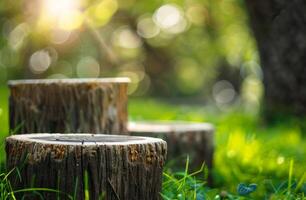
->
[9, 78, 130, 134]
[129, 121, 214, 170]
[6, 133, 167, 200]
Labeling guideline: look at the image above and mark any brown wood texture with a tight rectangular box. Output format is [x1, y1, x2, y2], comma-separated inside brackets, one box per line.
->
[6, 133, 167, 200]
[9, 78, 130, 134]
[128, 121, 214, 171]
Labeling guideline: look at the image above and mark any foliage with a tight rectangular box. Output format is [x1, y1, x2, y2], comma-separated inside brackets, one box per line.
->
[0, 0, 260, 99]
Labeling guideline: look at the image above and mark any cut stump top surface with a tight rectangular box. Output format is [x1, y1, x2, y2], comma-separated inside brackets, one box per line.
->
[128, 121, 214, 133]
[6, 133, 165, 146]
[8, 77, 131, 86]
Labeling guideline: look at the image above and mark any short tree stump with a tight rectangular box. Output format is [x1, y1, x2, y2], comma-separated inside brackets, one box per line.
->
[9, 78, 130, 134]
[129, 121, 214, 171]
[6, 133, 167, 200]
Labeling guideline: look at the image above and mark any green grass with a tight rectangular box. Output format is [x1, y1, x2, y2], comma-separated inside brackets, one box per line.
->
[162, 157, 306, 199]
[0, 167, 74, 200]
[0, 88, 306, 199]
[129, 98, 306, 199]
[0, 86, 8, 165]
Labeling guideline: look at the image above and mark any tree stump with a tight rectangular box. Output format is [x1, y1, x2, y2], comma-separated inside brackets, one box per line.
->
[128, 121, 214, 171]
[6, 133, 167, 200]
[8, 78, 130, 134]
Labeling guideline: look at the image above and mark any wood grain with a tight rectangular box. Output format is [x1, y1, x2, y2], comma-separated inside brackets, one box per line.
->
[9, 78, 129, 134]
[129, 121, 214, 174]
[6, 133, 167, 200]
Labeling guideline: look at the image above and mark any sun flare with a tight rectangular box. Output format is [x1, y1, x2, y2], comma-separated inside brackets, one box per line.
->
[38, 0, 83, 30]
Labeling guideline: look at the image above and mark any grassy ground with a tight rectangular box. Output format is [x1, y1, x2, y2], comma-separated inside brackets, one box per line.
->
[130, 99, 306, 199]
[0, 86, 306, 199]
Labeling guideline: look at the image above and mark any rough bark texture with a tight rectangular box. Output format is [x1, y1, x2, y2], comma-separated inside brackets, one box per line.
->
[128, 121, 214, 171]
[245, 0, 306, 117]
[6, 134, 167, 200]
[9, 78, 129, 134]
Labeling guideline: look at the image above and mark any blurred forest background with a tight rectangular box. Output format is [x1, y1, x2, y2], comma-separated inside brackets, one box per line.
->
[1, 0, 306, 198]
[0, 0, 261, 111]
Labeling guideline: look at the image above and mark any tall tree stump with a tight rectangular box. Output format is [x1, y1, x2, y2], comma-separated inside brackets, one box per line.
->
[6, 133, 167, 200]
[9, 78, 130, 134]
[129, 121, 214, 171]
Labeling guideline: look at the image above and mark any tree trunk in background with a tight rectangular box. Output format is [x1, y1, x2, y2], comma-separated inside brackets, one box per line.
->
[245, 0, 306, 118]
[6, 134, 167, 200]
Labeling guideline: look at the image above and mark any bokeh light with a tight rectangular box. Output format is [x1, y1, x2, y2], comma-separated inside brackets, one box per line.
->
[1, 1, 306, 198]
[186, 4, 207, 26]
[76, 56, 100, 78]
[137, 16, 160, 39]
[0, 0, 260, 101]
[8, 23, 29, 50]
[29, 50, 52, 74]
[213, 80, 236, 105]
[277, 156, 285, 165]
[117, 71, 140, 94]
[113, 27, 142, 49]
[240, 60, 262, 79]
[241, 76, 263, 112]
[153, 4, 187, 34]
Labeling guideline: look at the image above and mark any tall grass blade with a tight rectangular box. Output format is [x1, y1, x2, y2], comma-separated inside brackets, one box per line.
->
[288, 159, 294, 195]
[295, 172, 306, 192]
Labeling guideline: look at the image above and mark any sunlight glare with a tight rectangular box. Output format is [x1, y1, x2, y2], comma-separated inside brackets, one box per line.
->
[40, 0, 83, 30]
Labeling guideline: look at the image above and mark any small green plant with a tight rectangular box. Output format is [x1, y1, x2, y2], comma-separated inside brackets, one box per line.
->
[0, 168, 17, 200]
[263, 159, 306, 200]
[161, 156, 215, 200]
[161, 157, 306, 200]
[0, 167, 73, 200]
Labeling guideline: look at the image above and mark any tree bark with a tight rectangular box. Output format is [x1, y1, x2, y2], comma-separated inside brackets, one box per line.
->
[6, 133, 167, 200]
[128, 121, 214, 172]
[245, 0, 306, 117]
[9, 78, 129, 134]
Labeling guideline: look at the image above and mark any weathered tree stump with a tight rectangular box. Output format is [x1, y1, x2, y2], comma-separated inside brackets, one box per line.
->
[6, 133, 167, 200]
[128, 121, 214, 171]
[9, 78, 130, 134]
